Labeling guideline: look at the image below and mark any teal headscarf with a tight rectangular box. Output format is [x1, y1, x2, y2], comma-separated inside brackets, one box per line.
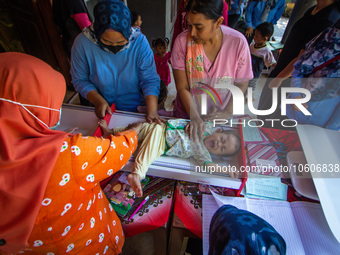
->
[209, 205, 286, 255]
[93, 0, 132, 40]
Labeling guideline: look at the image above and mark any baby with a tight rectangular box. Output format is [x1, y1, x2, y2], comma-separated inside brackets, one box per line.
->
[99, 119, 241, 197]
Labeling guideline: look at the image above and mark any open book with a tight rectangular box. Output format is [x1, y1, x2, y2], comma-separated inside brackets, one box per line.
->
[202, 194, 340, 255]
[96, 111, 247, 191]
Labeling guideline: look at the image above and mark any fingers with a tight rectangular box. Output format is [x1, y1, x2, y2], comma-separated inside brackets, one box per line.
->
[199, 123, 205, 142]
[185, 123, 190, 134]
[106, 105, 112, 115]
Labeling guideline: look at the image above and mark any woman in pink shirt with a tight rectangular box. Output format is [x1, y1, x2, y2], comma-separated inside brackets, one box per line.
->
[171, 0, 253, 141]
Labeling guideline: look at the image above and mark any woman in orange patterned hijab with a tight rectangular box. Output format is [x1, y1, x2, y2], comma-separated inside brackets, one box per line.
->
[0, 53, 138, 254]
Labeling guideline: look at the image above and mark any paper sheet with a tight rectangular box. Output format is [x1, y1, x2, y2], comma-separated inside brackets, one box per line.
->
[202, 195, 220, 255]
[242, 125, 263, 142]
[245, 173, 288, 200]
[291, 202, 340, 254]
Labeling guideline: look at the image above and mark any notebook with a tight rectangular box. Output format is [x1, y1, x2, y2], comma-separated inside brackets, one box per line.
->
[202, 194, 340, 255]
[103, 172, 149, 217]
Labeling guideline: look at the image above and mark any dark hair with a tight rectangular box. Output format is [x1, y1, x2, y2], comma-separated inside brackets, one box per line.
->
[158, 80, 168, 106]
[131, 11, 140, 25]
[255, 22, 274, 39]
[185, 0, 223, 21]
[152, 38, 170, 49]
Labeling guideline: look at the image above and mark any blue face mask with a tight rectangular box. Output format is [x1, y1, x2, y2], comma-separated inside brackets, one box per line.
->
[50, 107, 62, 130]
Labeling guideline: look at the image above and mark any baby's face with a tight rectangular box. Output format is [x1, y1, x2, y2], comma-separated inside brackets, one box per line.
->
[204, 132, 238, 156]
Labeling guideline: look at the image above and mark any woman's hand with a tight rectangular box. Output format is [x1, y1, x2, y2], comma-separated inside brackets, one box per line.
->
[95, 101, 112, 119]
[245, 27, 253, 37]
[268, 78, 284, 89]
[188, 116, 206, 143]
[145, 95, 165, 124]
[146, 110, 165, 125]
[126, 122, 143, 135]
[87, 90, 112, 119]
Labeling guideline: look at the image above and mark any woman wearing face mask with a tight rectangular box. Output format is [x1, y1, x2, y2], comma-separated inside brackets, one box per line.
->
[0, 52, 140, 254]
[171, 0, 253, 141]
[71, 0, 163, 124]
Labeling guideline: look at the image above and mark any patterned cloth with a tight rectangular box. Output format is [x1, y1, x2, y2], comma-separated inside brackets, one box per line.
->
[154, 52, 171, 86]
[286, 19, 340, 130]
[209, 205, 286, 255]
[25, 132, 138, 254]
[93, 0, 131, 40]
[165, 119, 214, 166]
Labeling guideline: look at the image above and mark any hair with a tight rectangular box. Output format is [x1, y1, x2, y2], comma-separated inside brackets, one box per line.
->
[131, 11, 140, 25]
[255, 22, 274, 39]
[152, 38, 170, 49]
[185, 0, 223, 21]
[210, 130, 241, 158]
[158, 80, 168, 106]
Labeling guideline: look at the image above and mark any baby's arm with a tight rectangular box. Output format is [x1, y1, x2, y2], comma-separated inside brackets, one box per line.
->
[98, 120, 137, 137]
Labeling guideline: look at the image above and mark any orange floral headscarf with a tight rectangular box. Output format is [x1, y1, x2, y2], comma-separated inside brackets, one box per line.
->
[0, 53, 67, 253]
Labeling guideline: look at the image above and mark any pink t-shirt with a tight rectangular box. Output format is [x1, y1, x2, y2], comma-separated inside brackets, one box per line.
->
[171, 25, 253, 115]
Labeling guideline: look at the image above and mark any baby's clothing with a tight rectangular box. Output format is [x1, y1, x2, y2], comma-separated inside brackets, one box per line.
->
[112, 119, 214, 179]
[154, 52, 171, 86]
[250, 42, 276, 79]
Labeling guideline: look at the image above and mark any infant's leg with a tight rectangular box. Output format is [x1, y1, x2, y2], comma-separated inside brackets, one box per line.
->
[131, 123, 166, 189]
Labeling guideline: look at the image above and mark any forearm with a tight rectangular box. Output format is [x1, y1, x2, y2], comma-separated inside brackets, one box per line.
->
[223, 81, 248, 116]
[277, 51, 304, 79]
[145, 95, 158, 114]
[87, 90, 107, 107]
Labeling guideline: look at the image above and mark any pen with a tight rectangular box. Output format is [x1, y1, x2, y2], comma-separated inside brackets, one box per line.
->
[128, 195, 150, 221]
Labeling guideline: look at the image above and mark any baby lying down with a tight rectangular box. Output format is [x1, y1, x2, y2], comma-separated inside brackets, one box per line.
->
[99, 119, 241, 197]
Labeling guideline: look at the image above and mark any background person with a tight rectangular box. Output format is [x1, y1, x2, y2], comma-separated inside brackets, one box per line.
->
[131, 11, 142, 31]
[71, 0, 162, 123]
[227, 0, 246, 28]
[249, 22, 276, 88]
[53, 0, 92, 57]
[152, 37, 172, 86]
[0, 52, 139, 254]
[286, 19, 340, 131]
[257, 0, 340, 128]
[244, 0, 286, 44]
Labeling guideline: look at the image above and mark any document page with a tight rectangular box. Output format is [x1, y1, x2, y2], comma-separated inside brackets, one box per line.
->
[202, 195, 220, 255]
[291, 202, 340, 255]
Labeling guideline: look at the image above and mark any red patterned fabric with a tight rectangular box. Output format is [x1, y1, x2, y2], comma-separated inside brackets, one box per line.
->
[260, 128, 302, 151]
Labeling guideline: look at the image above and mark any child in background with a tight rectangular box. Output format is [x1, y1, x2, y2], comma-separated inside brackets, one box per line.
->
[249, 22, 276, 88]
[99, 119, 242, 197]
[131, 11, 142, 30]
[153, 38, 171, 86]
[137, 80, 173, 117]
